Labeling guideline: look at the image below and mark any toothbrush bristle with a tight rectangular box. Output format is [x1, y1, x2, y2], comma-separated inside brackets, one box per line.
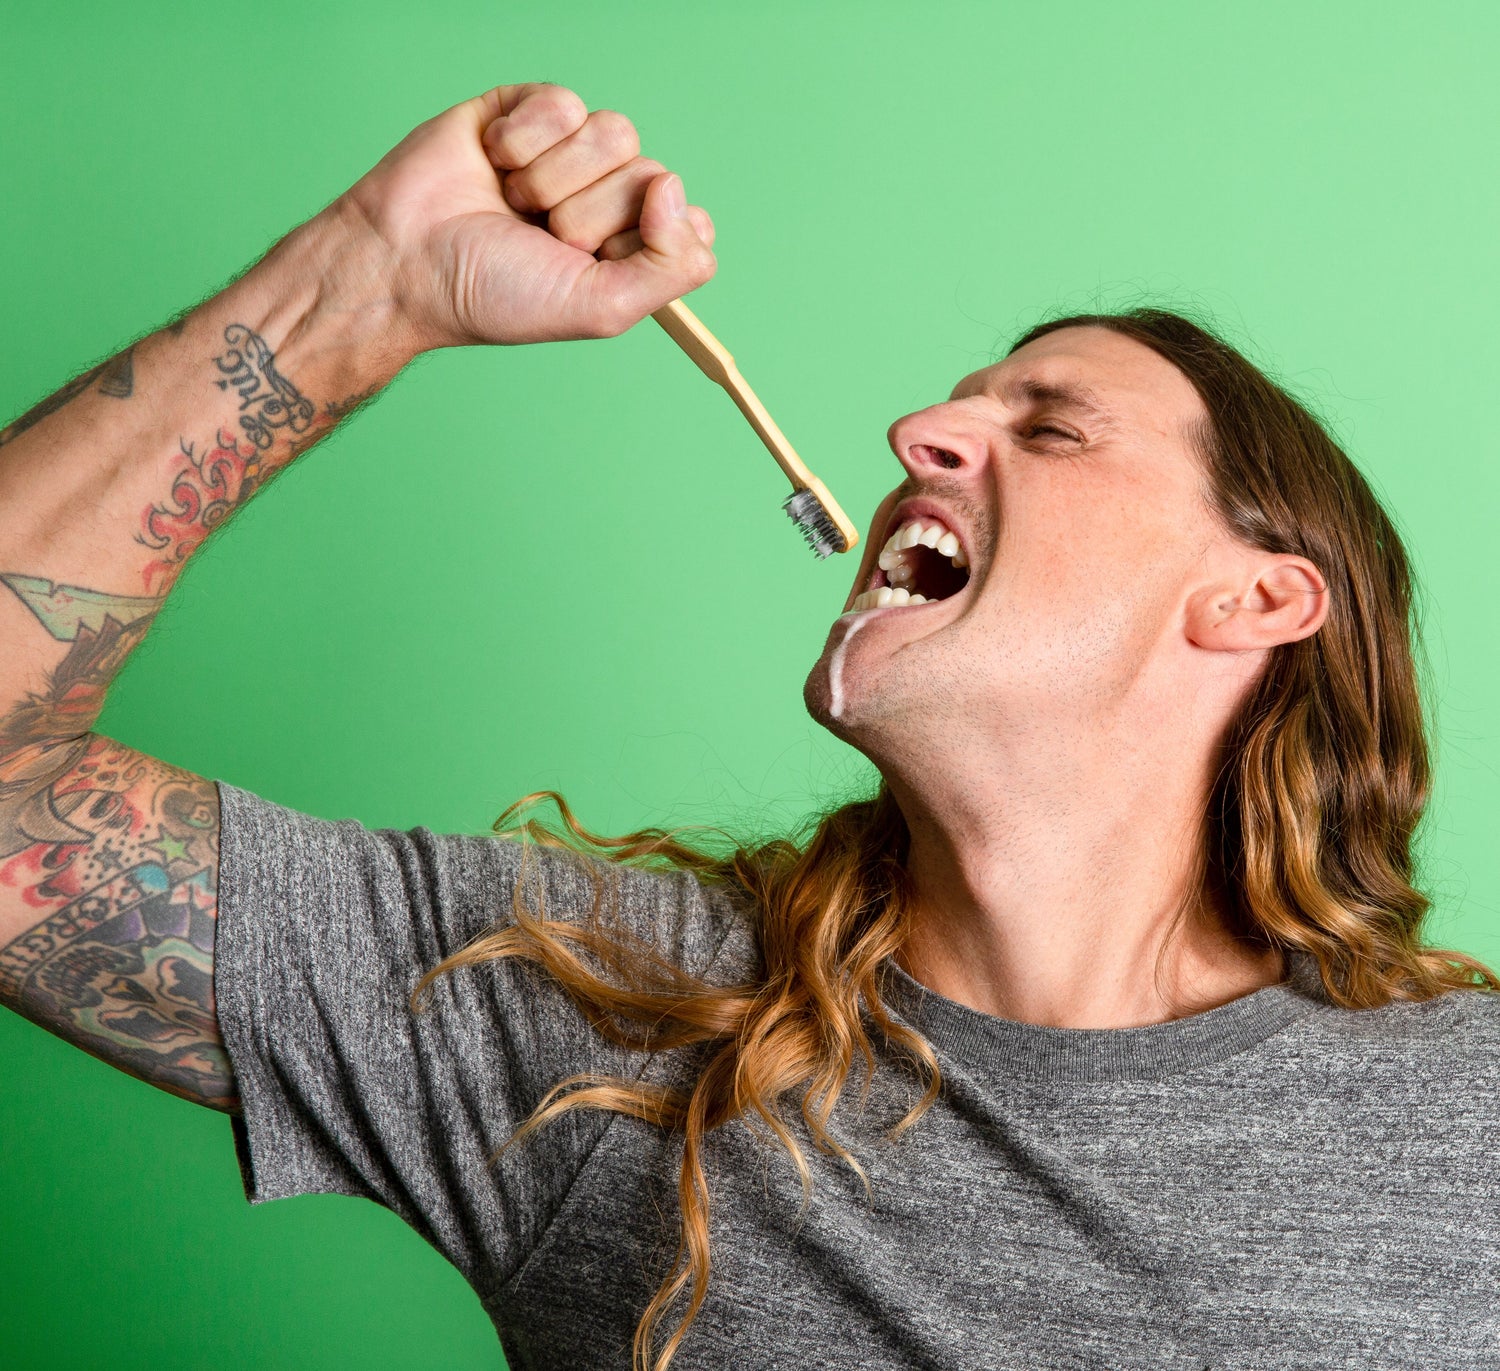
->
[783, 488, 846, 559]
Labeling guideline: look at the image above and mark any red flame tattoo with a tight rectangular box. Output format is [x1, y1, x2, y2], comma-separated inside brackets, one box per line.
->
[136, 428, 261, 593]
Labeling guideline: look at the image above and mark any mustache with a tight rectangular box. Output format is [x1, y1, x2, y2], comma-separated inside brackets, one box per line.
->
[885, 477, 993, 549]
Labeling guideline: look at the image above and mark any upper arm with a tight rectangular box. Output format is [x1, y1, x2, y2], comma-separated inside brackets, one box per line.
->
[0, 732, 235, 1111]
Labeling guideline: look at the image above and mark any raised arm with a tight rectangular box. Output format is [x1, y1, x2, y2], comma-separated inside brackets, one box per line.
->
[0, 82, 715, 1111]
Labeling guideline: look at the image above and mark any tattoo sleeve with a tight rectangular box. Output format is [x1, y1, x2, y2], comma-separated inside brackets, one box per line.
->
[2, 319, 372, 715]
[0, 555, 229, 1106]
[0, 324, 355, 1108]
[0, 211, 405, 1107]
[0, 736, 232, 1110]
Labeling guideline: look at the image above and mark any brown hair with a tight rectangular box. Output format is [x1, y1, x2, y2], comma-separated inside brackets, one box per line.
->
[1009, 308, 1495, 1004]
[414, 306, 1497, 1370]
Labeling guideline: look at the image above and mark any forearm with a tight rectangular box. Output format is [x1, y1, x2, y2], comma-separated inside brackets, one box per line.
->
[0, 80, 718, 1113]
[0, 197, 415, 766]
[0, 200, 414, 1106]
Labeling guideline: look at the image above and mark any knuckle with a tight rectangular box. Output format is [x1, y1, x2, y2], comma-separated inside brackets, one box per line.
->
[503, 172, 541, 213]
[541, 85, 589, 134]
[486, 124, 524, 165]
[547, 207, 592, 252]
[590, 109, 641, 161]
[687, 243, 717, 283]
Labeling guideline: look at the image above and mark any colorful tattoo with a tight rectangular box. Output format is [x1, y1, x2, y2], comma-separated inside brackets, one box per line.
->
[0, 577, 157, 752]
[136, 429, 263, 593]
[0, 565, 227, 1105]
[133, 330, 374, 591]
[0, 556, 225, 1102]
[0, 319, 384, 1110]
[1, 574, 158, 642]
[0, 736, 231, 1109]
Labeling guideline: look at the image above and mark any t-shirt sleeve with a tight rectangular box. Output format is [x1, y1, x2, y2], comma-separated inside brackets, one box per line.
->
[211, 780, 747, 1298]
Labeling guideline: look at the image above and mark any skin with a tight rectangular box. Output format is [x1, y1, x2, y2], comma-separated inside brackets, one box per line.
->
[0, 76, 1321, 1091]
[0, 83, 716, 1106]
[804, 325, 1330, 1029]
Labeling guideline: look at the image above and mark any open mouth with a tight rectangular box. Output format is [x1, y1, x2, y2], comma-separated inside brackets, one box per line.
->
[848, 514, 971, 612]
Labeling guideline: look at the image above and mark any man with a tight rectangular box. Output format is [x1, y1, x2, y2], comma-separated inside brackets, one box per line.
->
[3, 83, 1496, 1370]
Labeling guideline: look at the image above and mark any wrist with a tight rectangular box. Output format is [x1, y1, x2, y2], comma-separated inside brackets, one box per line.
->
[221, 198, 420, 397]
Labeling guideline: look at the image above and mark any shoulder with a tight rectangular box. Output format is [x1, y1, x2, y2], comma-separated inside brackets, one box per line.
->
[1306, 980, 1500, 1041]
[1291, 980, 1500, 1090]
[464, 834, 762, 985]
[215, 781, 762, 982]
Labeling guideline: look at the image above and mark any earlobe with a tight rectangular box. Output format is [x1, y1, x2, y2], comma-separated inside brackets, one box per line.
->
[1187, 557, 1329, 652]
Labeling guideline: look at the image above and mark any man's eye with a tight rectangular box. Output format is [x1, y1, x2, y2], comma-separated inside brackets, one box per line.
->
[1025, 423, 1079, 441]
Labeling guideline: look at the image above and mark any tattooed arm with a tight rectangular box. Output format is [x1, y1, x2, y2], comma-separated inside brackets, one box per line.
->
[0, 82, 714, 1112]
[0, 213, 407, 1110]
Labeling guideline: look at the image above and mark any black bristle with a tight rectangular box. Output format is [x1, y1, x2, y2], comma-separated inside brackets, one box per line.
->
[783, 489, 845, 559]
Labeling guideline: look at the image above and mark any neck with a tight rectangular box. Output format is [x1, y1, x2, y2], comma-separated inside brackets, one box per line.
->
[882, 723, 1284, 1030]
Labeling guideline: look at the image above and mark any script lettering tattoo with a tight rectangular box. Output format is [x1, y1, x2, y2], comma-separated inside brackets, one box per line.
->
[213, 323, 315, 450]
[0, 348, 135, 447]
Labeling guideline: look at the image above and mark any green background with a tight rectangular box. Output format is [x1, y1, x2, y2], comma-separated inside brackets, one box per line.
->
[2, 1, 1497, 1366]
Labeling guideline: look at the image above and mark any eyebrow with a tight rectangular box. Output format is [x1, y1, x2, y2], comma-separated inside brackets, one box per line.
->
[948, 372, 1116, 426]
[998, 377, 1118, 426]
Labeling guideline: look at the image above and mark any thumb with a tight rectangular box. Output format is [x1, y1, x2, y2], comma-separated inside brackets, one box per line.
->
[585, 173, 717, 331]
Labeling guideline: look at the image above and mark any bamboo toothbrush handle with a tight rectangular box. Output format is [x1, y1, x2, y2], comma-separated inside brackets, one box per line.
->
[650, 298, 820, 491]
[651, 299, 859, 552]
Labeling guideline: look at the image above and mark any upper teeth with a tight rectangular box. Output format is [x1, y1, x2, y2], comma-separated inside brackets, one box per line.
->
[847, 516, 969, 613]
[878, 516, 968, 567]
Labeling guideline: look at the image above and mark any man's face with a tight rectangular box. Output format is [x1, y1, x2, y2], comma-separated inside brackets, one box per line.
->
[804, 325, 1229, 764]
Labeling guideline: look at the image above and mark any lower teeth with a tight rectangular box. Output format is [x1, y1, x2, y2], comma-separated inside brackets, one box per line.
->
[850, 587, 929, 611]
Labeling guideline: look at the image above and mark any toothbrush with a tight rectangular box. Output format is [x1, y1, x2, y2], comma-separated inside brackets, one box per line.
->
[651, 299, 859, 558]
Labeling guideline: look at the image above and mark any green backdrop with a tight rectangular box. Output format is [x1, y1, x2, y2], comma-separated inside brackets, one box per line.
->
[2, 1, 1497, 1366]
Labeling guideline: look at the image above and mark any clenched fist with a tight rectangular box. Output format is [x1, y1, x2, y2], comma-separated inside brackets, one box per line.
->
[335, 82, 718, 352]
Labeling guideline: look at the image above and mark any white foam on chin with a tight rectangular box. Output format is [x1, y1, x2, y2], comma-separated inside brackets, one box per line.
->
[828, 610, 874, 719]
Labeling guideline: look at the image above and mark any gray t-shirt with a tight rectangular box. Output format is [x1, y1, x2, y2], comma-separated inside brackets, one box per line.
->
[213, 781, 1500, 1369]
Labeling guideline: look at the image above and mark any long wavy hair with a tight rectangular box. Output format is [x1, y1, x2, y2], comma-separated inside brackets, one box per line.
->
[413, 306, 1498, 1370]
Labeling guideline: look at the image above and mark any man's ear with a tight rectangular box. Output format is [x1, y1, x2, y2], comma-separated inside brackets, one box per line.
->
[1186, 556, 1329, 652]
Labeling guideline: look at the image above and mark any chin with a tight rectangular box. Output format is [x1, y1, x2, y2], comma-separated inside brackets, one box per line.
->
[803, 652, 864, 743]
[806, 658, 909, 757]
[802, 657, 838, 729]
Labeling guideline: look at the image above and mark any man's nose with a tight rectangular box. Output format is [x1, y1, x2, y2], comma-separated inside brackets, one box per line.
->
[886, 402, 989, 480]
